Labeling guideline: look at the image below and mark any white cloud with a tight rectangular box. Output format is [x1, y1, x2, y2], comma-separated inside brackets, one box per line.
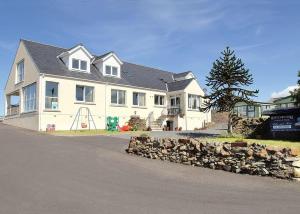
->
[271, 85, 298, 99]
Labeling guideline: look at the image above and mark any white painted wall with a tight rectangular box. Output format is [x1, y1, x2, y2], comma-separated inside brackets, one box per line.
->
[39, 75, 168, 131]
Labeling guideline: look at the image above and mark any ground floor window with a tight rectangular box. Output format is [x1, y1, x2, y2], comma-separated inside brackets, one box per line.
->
[23, 83, 36, 112]
[247, 106, 255, 118]
[154, 95, 165, 106]
[45, 81, 59, 110]
[76, 85, 94, 102]
[133, 92, 146, 106]
[188, 94, 200, 110]
[111, 89, 126, 105]
[234, 105, 255, 118]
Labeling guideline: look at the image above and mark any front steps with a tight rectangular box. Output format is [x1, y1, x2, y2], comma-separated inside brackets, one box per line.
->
[150, 121, 163, 131]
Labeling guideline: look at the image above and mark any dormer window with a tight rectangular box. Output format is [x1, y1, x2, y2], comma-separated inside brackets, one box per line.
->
[58, 44, 93, 73]
[72, 59, 87, 71]
[105, 65, 118, 76]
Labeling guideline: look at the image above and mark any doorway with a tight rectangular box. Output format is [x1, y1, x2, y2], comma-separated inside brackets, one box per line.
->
[166, 120, 174, 131]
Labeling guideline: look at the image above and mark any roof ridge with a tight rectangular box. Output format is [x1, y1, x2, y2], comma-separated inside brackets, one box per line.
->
[123, 61, 175, 75]
[21, 39, 67, 50]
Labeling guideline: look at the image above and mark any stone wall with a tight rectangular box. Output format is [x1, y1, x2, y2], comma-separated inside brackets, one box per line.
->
[126, 137, 300, 180]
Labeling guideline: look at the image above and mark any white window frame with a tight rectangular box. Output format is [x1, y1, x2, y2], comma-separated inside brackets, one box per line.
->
[16, 59, 24, 84]
[170, 96, 180, 107]
[105, 65, 119, 77]
[154, 95, 165, 106]
[133, 92, 146, 107]
[23, 83, 36, 113]
[111, 89, 126, 105]
[188, 94, 201, 110]
[71, 58, 88, 71]
[45, 81, 59, 110]
[75, 85, 94, 103]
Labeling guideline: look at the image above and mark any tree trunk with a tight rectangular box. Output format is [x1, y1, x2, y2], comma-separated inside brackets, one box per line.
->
[227, 113, 233, 135]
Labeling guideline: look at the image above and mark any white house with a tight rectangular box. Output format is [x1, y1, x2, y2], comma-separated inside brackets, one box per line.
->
[3, 39, 211, 131]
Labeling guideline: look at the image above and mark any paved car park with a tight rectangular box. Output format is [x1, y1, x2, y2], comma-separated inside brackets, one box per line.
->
[0, 123, 300, 214]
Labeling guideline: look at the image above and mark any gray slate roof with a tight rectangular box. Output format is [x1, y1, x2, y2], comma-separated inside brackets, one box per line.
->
[22, 39, 193, 91]
[167, 78, 194, 92]
[173, 71, 192, 79]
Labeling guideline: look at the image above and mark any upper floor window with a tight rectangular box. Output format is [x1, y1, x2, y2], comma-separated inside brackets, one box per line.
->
[16, 60, 24, 83]
[45, 81, 59, 110]
[188, 94, 200, 110]
[111, 89, 126, 105]
[133, 92, 146, 107]
[170, 96, 180, 107]
[105, 65, 118, 76]
[72, 59, 87, 71]
[23, 83, 36, 112]
[154, 95, 164, 106]
[76, 85, 94, 102]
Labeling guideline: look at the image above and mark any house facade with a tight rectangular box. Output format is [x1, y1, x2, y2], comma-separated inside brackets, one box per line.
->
[4, 39, 211, 131]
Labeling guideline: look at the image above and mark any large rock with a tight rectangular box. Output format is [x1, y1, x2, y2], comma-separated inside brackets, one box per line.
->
[292, 160, 300, 168]
[294, 168, 300, 178]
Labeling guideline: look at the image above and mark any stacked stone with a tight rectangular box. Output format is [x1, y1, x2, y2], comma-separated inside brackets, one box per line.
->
[126, 137, 300, 180]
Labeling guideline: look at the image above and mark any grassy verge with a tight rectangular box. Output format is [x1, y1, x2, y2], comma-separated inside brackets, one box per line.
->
[45, 129, 149, 136]
[204, 136, 300, 154]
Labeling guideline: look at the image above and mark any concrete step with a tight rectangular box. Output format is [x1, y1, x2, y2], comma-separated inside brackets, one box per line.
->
[150, 127, 163, 131]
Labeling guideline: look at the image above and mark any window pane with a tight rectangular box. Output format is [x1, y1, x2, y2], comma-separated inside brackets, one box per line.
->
[171, 98, 175, 106]
[112, 67, 118, 76]
[17, 60, 24, 82]
[46, 82, 58, 97]
[72, 59, 79, 69]
[80, 60, 87, 70]
[106, 66, 111, 75]
[176, 97, 180, 106]
[24, 83, 36, 112]
[154, 95, 159, 105]
[85, 86, 94, 102]
[45, 97, 58, 109]
[118, 90, 125, 105]
[111, 89, 118, 104]
[160, 96, 164, 105]
[76, 86, 84, 101]
[188, 94, 192, 108]
[133, 92, 138, 105]
[139, 93, 145, 106]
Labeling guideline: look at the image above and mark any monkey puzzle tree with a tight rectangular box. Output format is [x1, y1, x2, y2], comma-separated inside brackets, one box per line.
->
[201, 47, 259, 134]
[291, 71, 300, 105]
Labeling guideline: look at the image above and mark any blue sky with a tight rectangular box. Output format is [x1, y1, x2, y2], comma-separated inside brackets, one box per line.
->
[1, 0, 300, 115]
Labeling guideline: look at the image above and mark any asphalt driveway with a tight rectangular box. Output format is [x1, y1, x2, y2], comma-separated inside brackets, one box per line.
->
[0, 123, 300, 214]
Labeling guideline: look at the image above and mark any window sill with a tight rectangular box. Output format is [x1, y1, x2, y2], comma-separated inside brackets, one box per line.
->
[154, 105, 166, 108]
[74, 102, 96, 105]
[104, 74, 120, 78]
[44, 109, 61, 112]
[187, 109, 200, 112]
[110, 104, 127, 107]
[132, 105, 147, 109]
[70, 69, 89, 73]
[15, 81, 24, 86]
[21, 110, 37, 115]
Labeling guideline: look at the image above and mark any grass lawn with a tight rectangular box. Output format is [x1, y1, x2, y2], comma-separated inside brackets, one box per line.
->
[205, 136, 300, 154]
[46, 129, 149, 137]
